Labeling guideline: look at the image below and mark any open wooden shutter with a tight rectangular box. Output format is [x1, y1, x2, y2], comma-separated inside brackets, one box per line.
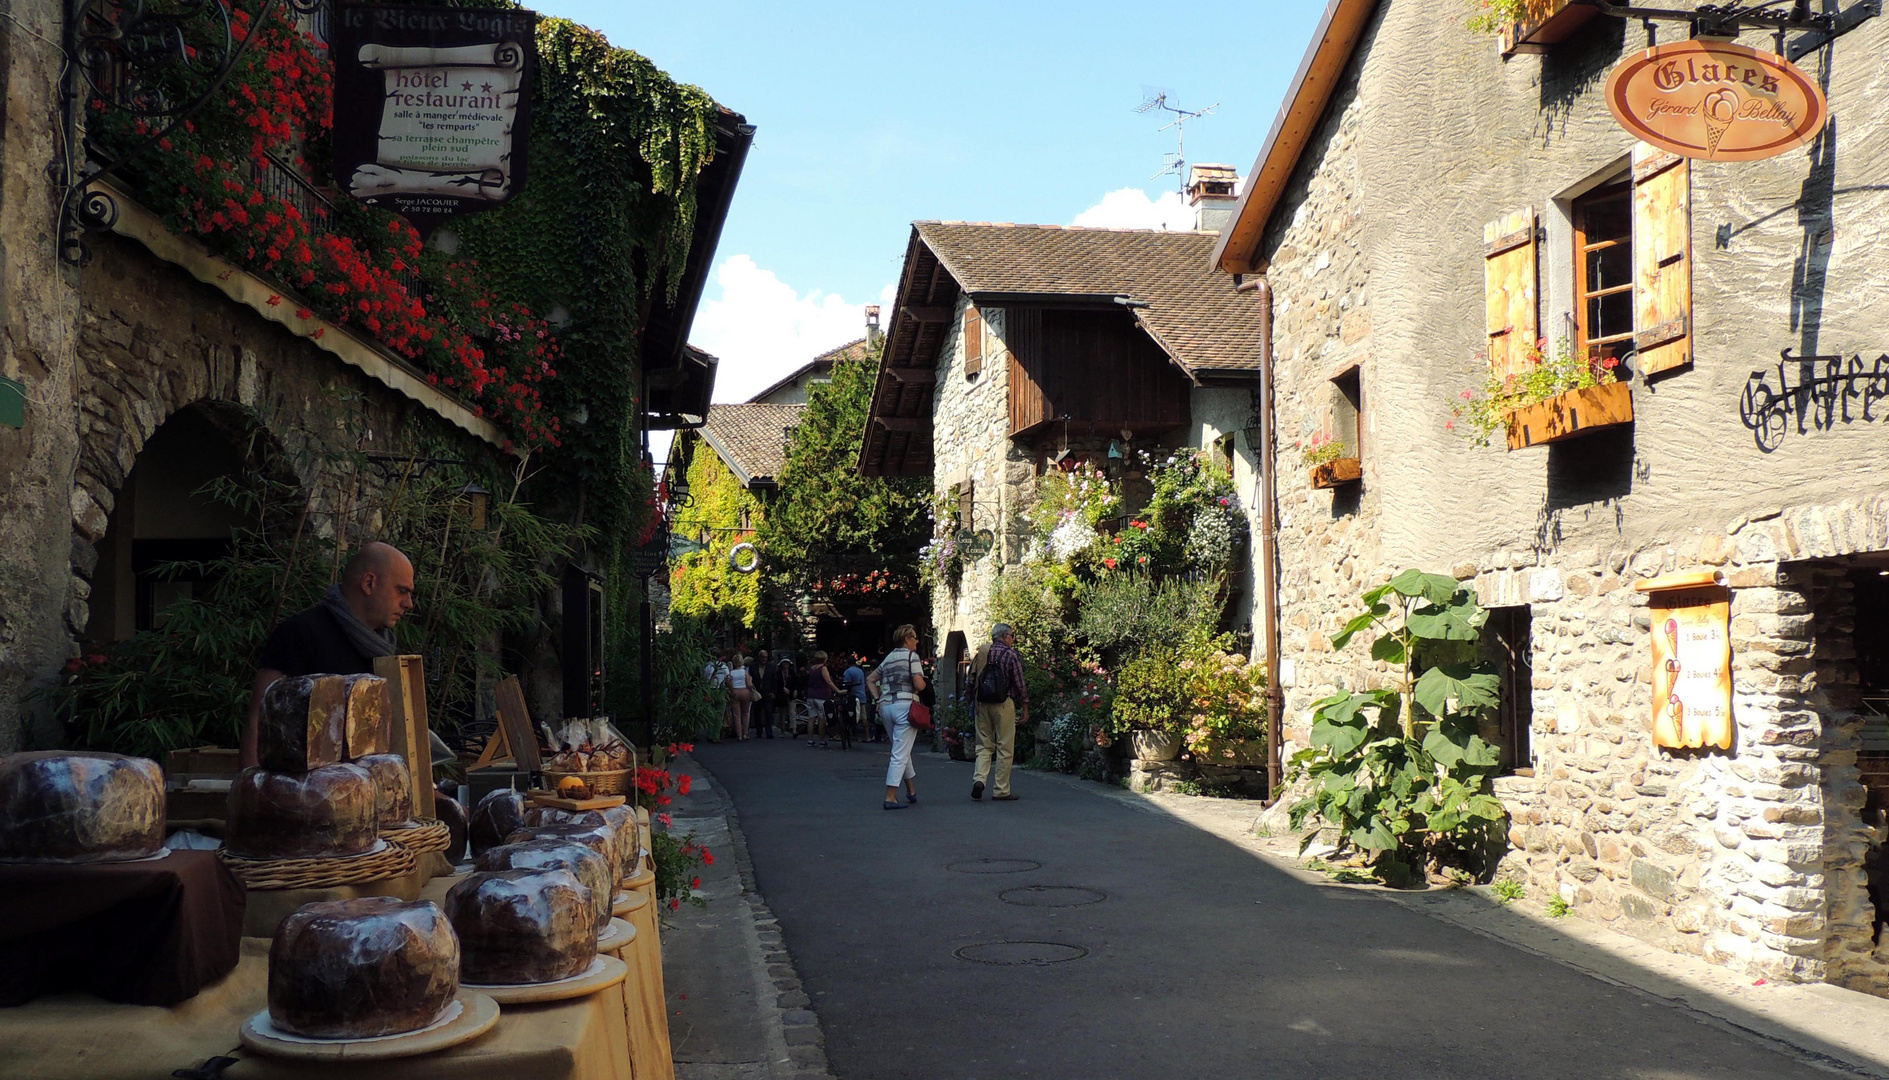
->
[956, 480, 974, 529]
[963, 305, 983, 377]
[1483, 208, 1538, 381]
[1632, 143, 1692, 375]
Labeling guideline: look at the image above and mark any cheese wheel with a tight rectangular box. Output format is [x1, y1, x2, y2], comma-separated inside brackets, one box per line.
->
[357, 754, 413, 829]
[476, 839, 613, 932]
[446, 869, 597, 985]
[268, 897, 459, 1038]
[0, 752, 165, 863]
[225, 764, 377, 859]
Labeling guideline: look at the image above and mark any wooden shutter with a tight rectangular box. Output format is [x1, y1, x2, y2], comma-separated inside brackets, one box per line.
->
[956, 480, 974, 529]
[1632, 144, 1692, 375]
[963, 305, 983, 377]
[1483, 208, 1539, 381]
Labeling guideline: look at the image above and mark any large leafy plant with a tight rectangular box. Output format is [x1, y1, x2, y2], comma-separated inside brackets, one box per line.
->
[1288, 570, 1508, 881]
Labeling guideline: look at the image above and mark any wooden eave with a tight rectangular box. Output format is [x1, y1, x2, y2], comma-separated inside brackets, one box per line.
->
[1210, 0, 1381, 276]
[856, 229, 958, 478]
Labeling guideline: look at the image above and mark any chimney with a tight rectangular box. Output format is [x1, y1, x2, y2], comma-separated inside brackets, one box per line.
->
[1186, 164, 1239, 233]
[865, 304, 882, 344]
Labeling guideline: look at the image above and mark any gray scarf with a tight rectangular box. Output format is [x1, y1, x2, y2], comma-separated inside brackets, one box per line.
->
[322, 583, 396, 659]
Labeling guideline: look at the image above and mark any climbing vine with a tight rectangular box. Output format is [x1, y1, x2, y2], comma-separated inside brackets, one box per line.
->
[667, 446, 763, 629]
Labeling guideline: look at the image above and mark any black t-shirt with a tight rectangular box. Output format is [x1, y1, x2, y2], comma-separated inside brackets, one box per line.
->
[257, 604, 377, 677]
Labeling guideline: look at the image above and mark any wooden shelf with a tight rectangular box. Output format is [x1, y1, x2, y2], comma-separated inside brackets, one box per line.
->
[1505, 381, 1633, 450]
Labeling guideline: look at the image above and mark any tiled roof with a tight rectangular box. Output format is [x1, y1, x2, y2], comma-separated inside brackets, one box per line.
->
[745, 337, 872, 403]
[699, 402, 805, 486]
[912, 222, 1265, 376]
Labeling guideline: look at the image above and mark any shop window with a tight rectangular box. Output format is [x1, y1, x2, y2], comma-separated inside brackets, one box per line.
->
[1483, 606, 1534, 775]
[963, 306, 983, 380]
[1574, 180, 1634, 365]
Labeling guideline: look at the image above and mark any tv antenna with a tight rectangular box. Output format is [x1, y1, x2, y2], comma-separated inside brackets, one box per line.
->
[1135, 88, 1218, 191]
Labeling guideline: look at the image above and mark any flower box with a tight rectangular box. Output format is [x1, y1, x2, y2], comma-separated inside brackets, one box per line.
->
[1504, 381, 1633, 451]
[1497, 0, 1599, 56]
[1309, 457, 1361, 489]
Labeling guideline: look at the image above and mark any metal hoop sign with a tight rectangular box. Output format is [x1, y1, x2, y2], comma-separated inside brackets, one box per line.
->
[727, 542, 761, 574]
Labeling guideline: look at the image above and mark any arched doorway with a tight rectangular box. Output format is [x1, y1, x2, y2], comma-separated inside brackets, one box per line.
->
[86, 403, 274, 644]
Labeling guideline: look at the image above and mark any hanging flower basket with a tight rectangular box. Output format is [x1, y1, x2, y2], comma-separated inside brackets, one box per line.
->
[1505, 381, 1633, 451]
[1309, 457, 1361, 489]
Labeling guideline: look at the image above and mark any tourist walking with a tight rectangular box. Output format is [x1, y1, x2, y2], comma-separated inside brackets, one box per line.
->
[707, 647, 733, 742]
[969, 623, 1029, 801]
[774, 650, 800, 737]
[868, 625, 925, 809]
[842, 655, 868, 744]
[805, 651, 840, 747]
[728, 651, 754, 740]
[753, 649, 776, 739]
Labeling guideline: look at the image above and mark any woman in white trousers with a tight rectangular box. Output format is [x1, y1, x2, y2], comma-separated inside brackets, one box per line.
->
[868, 624, 926, 810]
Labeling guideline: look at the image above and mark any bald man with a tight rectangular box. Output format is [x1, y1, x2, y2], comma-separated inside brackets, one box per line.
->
[241, 542, 416, 767]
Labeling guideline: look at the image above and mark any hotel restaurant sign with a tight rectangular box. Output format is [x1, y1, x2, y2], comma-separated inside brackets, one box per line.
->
[1605, 40, 1828, 162]
[330, 5, 539, 235]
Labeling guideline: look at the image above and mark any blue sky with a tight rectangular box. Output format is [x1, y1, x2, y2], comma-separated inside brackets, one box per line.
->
[537, 1, 1325, 403]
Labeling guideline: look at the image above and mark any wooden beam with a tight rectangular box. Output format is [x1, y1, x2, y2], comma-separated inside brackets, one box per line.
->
[886, 366, 936, 384]
[875, 415, 929, 433]
[901, 305, 951, 324]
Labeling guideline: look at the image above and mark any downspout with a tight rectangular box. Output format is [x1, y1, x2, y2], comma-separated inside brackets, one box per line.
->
[1244, 274, 1285, 801]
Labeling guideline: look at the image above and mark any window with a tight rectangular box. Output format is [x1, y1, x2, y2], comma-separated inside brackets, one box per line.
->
[963, 306, 983, 380]
[1573, 181, 1634, 365]
[1483, 606, 1534, 775]
[1332, 365, 1362, 461]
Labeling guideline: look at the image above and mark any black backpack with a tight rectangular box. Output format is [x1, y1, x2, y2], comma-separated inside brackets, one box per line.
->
[975, 653, 1010, 704]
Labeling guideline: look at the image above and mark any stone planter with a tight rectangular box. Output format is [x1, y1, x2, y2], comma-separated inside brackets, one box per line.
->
[1308, 457, 1361, 489]
[1504, 380, 1633, 451]
[1129, 730, 1182, 762]
[1192, 737, 1268, 769]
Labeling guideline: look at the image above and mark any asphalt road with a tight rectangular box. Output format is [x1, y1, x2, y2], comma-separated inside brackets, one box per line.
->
[694, 738, 1835, 1080]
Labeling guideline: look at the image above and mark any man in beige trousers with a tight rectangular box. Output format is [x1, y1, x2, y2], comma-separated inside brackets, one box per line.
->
[969, 623, 1029, 802]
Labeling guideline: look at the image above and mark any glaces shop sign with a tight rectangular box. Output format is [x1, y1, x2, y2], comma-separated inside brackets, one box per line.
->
[1605, 40, 1827, 162]
[330, 5, 538, 235]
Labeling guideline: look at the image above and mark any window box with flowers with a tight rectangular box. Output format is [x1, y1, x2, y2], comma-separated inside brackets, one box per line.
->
[1300, 433, 1360, 490]
[1467, 0, 1597, 56]
[1452, 337, 1633, 451]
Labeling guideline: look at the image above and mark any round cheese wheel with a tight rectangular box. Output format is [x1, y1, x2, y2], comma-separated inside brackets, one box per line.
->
[0, 752, 165, 863]
[505, 820, 622, 884]
[475, 839, 613, 932]
[468, 789, 526, 858]
[268, 897, 459, 1039]
[445, 869, 597, 985]
[225, 764, 377, 860]
[356, 754, 413, 829]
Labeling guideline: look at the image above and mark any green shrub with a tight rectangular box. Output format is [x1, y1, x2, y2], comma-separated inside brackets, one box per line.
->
[1111, 649, 1189, 735]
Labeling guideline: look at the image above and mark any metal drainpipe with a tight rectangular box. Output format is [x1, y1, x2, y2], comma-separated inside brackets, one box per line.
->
[1251, 275, 1285, 801]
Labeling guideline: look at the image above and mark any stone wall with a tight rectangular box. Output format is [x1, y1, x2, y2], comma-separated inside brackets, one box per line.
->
[1259, 0, 1889, 988]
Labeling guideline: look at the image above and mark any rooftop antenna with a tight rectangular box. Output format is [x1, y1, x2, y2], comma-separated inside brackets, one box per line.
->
[1136, 88, 1218, 192]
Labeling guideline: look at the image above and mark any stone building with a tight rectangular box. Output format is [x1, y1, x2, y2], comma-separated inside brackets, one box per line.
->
[1214, 0, 1889, 989]
[0, 10, 749, 752]
[858, 193, 1268, 700]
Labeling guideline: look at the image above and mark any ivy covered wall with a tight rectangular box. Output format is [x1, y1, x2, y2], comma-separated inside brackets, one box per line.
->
[668, 445, 764, 630]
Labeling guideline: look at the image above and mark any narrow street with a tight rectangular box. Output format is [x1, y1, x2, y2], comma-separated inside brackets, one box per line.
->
[690, 740, 1835, 1080]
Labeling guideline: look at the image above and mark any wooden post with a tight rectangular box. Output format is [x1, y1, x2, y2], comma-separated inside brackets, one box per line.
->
[374, 654, 436, 821]
[493, 676, 542, 774]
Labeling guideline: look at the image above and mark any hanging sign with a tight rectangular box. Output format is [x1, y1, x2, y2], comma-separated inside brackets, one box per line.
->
[1635, 571, 1733, 750]
[1605, 40, 1827, 162]
[330, 5, 538, 235]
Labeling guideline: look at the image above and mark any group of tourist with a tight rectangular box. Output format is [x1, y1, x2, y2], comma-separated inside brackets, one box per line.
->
[700, 620, 1030, 813]
[702, 645, 878, 746]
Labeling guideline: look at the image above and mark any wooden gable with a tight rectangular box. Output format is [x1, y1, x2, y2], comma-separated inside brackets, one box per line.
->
[1005, 307, 1191, 439]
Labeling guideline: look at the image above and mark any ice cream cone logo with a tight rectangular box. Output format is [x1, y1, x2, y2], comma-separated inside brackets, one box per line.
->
[1701, 88, 1739, 157]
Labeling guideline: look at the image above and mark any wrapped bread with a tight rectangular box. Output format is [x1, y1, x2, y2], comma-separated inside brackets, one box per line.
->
[0, 752, 165, 863]
[268, 897, 459, 1038]
[476, 839, 613, 931]
[505, 820, 623, 884]
[357, 753, 414, 829]
[225, 764, 378, 859]
[468, 789, 526, 858]
[446, 869, 597, 985]
[435, 792, 468, 862]
[256, 673, 387, 774]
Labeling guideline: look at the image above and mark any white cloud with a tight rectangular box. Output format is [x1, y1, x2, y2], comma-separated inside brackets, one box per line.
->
[1071, 187, 1198, 232]
[690, 255, 893, 404]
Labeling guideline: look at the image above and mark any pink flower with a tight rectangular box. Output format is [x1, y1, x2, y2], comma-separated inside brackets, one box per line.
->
[1445, 420, 1456, 430]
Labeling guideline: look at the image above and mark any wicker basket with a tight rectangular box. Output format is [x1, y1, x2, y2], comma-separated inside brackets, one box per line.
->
[217, 841, 416, 890]
[542, 767, 631, 796]
[380, 819, 452, 855]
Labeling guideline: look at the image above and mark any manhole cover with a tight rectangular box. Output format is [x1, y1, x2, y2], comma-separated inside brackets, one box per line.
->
[998, 885, 1106, 908]
[954, 941, 1089, 967]
[945, 859, 1040, 875]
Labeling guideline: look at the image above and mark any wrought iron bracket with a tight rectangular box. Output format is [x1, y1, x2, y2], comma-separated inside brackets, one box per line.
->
[1587, 0, 1879, 57]
[55, 0, 303, 264]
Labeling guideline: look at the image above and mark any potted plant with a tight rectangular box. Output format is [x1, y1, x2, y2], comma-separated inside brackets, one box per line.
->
[1180, 651, 1269, 768]
[1451, 337, 1632, 451]
[1467, 0, 1594, 55]
[1300, 432, 1360, 489]
[1112, 650, 1187, 761]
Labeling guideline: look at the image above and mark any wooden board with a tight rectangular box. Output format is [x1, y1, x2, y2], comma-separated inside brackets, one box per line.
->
[239, 991, 499, 1062]
[463, 955, 627, 1004]
[1483, 207, 1538, 382]
[494, 676, 542, 773]
[374, 655, 436, 822]
[1505, 381, 1634, 450]
[527, 790, 627, 812]
[1632, 144, 1692, 376]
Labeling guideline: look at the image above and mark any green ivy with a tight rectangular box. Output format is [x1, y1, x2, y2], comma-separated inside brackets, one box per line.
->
[668, 446, 763, 628]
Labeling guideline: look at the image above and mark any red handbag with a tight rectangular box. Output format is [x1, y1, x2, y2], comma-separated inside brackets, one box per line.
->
[904, 654, 933, 729]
